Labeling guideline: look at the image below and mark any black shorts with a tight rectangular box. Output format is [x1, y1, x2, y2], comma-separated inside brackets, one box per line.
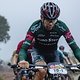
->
[31, 48, 60, 64]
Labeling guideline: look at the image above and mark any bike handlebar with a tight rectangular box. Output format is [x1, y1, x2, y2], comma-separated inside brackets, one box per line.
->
[10, 63, 80, 70]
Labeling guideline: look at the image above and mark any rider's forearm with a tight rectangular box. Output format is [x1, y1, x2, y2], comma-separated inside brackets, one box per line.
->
[18, 49, 27, 61]
[69, 41, 80, 62]
[18, 37, 33, 61]
[12, 54, 18, 64]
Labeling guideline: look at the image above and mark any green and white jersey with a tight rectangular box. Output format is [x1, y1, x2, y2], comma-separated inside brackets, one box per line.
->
[19, 19, 80, 61]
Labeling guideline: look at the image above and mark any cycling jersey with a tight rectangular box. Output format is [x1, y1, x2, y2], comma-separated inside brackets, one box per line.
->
[16, 40, 25, 53]
[19, 20, 80, 61]
[16, 40, 33, 53]
[16, 40, 33, 63]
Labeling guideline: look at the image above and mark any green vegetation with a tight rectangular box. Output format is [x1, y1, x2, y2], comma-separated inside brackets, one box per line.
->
[0, 77, 3, 80]
[0, 15, 10, 43]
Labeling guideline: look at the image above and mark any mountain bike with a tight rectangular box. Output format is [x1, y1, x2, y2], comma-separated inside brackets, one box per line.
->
[10, 64, 37, 80]
[68, 63, 80, 80]
[47, 62, 80, 80]
[30, 62, 80, 80]
[10, 62, 80, 80]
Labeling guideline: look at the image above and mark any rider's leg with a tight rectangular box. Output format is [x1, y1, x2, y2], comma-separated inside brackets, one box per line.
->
[11, 50, 18, 65]
[11, 50, 18, 75]
[67, 57, 73, 64]
[34, 60, 47, 80]
[64, 57, 71, 64]
[53, 50, 61, 62]
[57, 50, 64, 63]
[31, 48, 47, 80]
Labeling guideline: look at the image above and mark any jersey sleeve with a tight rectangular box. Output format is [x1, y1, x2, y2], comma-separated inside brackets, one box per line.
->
[18, 20, 40, 61]
[18, 27, 35, 61]
[16, 40, 25, 53]
[59, 21, 80, 62]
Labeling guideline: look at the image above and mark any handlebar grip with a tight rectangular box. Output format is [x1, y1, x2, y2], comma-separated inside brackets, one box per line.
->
[77, 64, 80, 69]
[11, 64, 17, 68]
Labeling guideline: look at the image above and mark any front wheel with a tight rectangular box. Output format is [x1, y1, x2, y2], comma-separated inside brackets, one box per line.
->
[65, 74, 73, 80]
[65, 71, 74, 80]
[78, 76, 80, 80]
[51, 74, 65, 80]
[56, 74, 65, 80]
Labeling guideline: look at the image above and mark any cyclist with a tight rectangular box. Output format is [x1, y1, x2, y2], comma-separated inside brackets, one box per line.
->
[11, 39, 33, 65]
[59, 45, 72, 64]
[18, 2, 80, 80]
[11, 40, 33, 75]
[11, 40, 63, 66]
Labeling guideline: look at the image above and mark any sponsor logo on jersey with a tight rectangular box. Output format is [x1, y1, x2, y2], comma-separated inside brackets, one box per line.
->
[31, 23, 41, 33]
[37, 38, 58, 42]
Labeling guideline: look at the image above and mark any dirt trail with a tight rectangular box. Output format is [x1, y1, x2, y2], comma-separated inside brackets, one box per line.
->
[0, 67, 15, 80]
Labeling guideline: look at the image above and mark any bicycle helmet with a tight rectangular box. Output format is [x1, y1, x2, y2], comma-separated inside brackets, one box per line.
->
[59, 46, 65, 50]
[41, 2, 60, 20]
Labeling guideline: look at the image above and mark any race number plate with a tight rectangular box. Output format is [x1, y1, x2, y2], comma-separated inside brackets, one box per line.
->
[48, 63, 67, 74]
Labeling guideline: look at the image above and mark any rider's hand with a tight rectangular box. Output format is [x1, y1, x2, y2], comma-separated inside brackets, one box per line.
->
[18, 60, 29, 68]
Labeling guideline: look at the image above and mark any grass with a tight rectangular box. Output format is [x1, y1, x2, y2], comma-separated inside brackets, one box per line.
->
[0, 77, 3, 80]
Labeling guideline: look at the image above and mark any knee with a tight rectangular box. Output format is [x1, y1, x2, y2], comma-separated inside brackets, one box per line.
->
[35, 61, 47, 76]
[39, 68, 47, 75]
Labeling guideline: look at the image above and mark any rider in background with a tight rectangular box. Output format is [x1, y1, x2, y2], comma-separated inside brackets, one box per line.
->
[18, 2, 80, 80]
[59, 45, 80, 64]
[11, 40, 25, 65]
[59, 45, 72, 64]
[11, 39, 33, 75]
[11, 40, 33, 65]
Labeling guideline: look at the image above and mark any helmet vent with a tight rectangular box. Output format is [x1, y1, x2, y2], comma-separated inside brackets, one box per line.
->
[41, 2, 60, 20]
